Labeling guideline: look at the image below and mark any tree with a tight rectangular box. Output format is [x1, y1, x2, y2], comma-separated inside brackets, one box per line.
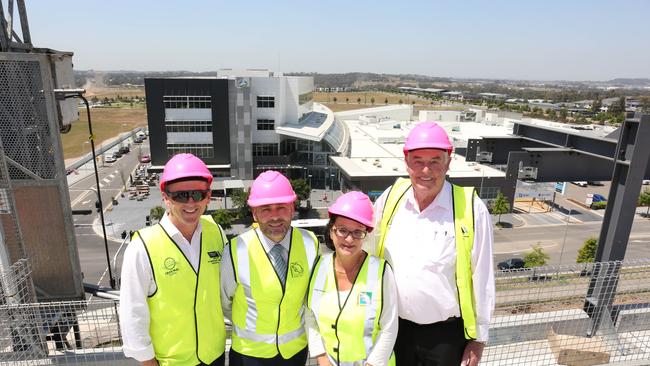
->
[357, 97, 362, 104]
[211, 209, 234, 230]
[524, 244, 550, 268]
[332, 96, 337, 104]
[547, 109, 557, 120]
[345, 97, 349, 103]
[639, 189, 650, 216]
[230, 188, 251, 218]
[576, 237, 598, 263]
[290, 178, 311, 202]
[370, 97, 375, 105]
[491, 192, 510, 225]
[591, 98, 602, 113]
[398, 99, 403, 104]
[384, 97, 388, 104]
[150, 206, 165, 222]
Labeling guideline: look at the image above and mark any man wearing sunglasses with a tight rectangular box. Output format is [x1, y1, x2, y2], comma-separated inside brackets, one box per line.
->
[221, 170, 319, 366]
[120, 153, 227, 366]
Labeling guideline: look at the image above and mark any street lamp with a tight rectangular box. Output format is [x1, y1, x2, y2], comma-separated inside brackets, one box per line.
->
[54, 88, 116, 290]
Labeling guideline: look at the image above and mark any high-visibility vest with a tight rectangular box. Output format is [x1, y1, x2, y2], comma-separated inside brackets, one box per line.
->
[230, 227, 318, 358]
[307, 253, 396, 366]
[137, 215, 226, 365]
[375, 178, 478, 340]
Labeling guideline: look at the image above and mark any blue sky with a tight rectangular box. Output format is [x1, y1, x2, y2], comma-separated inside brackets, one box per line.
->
[17, 0, 650, 81]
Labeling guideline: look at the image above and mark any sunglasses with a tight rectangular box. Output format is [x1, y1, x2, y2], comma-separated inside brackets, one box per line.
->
[331, 226, 367, 240]
[165, 189, 210, 203]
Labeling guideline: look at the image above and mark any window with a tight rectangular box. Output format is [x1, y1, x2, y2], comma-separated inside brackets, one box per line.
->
[256, 119, 275, 130]
[167, 144, 214, 158]
[163, 96, 211, 109]
[299, 91, 313, 105]
[252, 143, 279, 156]
[257, 96, 275, 108]
[165, 120, 213, 133]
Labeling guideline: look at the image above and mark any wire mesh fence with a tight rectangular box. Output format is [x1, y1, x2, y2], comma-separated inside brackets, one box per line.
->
[1, 258, 649, 365]
[484, 259, 650, 365]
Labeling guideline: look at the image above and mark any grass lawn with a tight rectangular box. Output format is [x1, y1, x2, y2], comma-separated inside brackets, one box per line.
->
[61, 108, 147, 160]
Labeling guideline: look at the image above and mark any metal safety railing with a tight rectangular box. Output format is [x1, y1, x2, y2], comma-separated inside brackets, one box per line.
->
[1, 259, 650, 365]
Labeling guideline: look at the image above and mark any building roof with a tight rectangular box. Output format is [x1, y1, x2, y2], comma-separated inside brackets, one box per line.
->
[331, 118, 507, 180]
[275, 103, 334, 142]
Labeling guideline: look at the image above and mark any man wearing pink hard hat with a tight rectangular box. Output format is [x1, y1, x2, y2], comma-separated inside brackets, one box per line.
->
[220, 170, 318, 366]
[120, 153, 228, 366]
[372, 122, 495, 366]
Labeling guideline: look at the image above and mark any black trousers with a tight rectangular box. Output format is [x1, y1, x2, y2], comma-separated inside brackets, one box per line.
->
[395, 317, 468, 366]
[197, 352, 225, 366]
[228, 347, 308, 366]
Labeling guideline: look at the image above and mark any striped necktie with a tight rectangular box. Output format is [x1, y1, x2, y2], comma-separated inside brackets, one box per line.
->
[269, 243, 287, 285]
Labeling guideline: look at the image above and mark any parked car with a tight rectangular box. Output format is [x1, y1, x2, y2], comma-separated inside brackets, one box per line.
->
[592, 194, 607, 203]
[112, 150, 122, 159]
[104, 154, 117, 163]
[139, 154, 151, 163]
[571, 181, 588, 187]
[643, 180, 650, 185]
[497, 258, 525, 270]
[119, 145, 130, 154]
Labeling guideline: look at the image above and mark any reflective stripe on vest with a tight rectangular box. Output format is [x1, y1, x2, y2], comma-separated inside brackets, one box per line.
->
[139, 215, 226, 365]
[307, 253, 395, 366]
[375, 178, 478, 340]
[230, 227, 318, 358]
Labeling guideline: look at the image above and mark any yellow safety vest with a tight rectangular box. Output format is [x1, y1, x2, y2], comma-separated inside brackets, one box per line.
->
[375, 178, 478, 340]
[230, 227, 318, 358]
[307, 253, 396, 366]
[137, 215, 226, 365]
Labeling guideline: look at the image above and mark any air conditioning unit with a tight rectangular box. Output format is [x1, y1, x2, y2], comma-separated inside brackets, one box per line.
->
[477, 151, 493, 163]
[518, 166, 538, 180]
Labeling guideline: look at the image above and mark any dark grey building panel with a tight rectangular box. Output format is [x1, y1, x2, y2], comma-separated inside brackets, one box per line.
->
[144, 78, 230, 168]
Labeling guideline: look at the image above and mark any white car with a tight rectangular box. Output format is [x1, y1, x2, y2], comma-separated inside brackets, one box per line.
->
[104, 154, 117, 163]
[571, 181, 588, 187]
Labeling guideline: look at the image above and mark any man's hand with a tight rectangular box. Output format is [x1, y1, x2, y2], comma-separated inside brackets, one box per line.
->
[316, 354, 333, 366]
[141, 359, 158, 366]
[461, 340, 484, 366]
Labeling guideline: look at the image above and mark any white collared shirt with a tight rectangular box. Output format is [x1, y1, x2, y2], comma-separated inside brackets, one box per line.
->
[119, 213, 226, 362]
[220, 227, 293, 320]
[369, 181, 495, 342]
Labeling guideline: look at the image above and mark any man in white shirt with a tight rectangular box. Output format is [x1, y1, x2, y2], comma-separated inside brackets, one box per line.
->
[220, 170, 318, 366]
[120, 154, 227, 366]
[372, 122, 495, 366]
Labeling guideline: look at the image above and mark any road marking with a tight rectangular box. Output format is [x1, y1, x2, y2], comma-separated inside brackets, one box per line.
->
[71, 190, 92, 207]
[82, 199, 91, 205]
[108, 174, 115, 179]
[99, 183, 104, 188]
[102, 178, 111, 183]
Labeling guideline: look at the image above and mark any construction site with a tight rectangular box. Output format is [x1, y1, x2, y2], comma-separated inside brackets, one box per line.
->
[1, 2, 650, 365]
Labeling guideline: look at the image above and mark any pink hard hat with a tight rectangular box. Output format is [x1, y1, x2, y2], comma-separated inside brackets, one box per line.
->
[159, 153, 213, 191]
[403, 121, 453, 155]
[328, 191, 374, 231]
[247, 170, 297, 207]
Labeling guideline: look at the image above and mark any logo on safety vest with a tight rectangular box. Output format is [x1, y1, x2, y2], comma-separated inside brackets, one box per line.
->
[290, 262, 304, 278]
[208, 251, 222, 264]
[164, 257, 179, 276]
[358, 291, 372, 306]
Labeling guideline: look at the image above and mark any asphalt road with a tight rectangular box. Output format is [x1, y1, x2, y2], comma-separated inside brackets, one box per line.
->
[67, 142, 150, 288]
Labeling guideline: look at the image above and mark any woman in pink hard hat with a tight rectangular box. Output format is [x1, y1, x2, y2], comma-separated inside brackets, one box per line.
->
[120, 153, 228, 366]
[373, 121, 495, 366]
[220, 170, 319, 366]
[306, 191, 398, 366]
